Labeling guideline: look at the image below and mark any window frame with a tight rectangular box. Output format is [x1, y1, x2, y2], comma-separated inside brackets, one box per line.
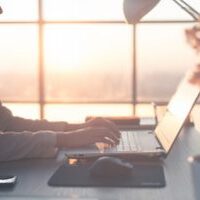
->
[0, 0, 197, 119]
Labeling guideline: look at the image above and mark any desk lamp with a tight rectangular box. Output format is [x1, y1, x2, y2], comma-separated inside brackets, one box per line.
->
[123, 0, 200, 23]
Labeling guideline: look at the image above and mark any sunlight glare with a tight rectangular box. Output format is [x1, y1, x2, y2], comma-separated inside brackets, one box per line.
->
[44, 25, 85, 72]
[45, 104, 133, 123]
[43, 0, 124, 21]
[44, 24, 132, 73]
[0, 0, 38, 21]
[143, 0, 200, 21]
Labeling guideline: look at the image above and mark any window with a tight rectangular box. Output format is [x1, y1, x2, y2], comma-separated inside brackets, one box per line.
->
[44, 24, 132, 102]
[137, 23, 198, 102]
[0, 0, 38, 21]
[43, 0, 124, 21]
[0, 25, 38, 101]
[0, 0, 199, 122]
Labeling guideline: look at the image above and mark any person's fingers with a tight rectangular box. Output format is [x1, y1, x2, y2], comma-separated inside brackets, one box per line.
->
[94, 127, 120, 144]
[89, 117, 121, 138]
[103, 118, 121, 138]
[95, 136, 116, 146]
[59, 127, 121, 148]
[78, 129, 117, 146]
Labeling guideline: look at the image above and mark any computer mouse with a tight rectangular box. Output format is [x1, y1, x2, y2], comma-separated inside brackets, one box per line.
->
[89, 156, 133, 178]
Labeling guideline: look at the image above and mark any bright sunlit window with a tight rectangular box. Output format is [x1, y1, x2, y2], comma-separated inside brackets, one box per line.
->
[0, 0, 199, 122]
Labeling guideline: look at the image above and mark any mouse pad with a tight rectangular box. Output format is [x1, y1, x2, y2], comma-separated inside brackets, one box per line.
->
[48, 163, 166, 188]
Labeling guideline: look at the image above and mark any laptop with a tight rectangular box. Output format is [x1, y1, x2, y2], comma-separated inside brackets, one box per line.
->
[66, 71, 200, 160]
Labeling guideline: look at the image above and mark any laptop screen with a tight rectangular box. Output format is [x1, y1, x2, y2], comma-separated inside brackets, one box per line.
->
[155, 78, 200, 153]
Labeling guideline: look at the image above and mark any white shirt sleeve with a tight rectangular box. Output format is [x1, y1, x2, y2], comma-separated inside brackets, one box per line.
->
[0, 131, 58, 162]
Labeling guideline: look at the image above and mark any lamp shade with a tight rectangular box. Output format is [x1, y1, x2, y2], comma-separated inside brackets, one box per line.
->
[123, 0, 160, 24]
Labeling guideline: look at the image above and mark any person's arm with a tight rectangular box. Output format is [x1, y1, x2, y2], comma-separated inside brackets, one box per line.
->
[0, 102, 83, 132]
[0, 102, 121, 139]
[56, 126, 119, 148]
[0, 130, 57, 162]
[0, 127, 119, 162]
[0, 102, 102, 132]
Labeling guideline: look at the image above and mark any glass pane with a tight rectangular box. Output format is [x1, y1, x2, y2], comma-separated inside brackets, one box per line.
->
[44, 24, 133, 102]
[45, 104, 133, 123]
[0, 25, 38, 101]
[43, 0, 125, 21]
[136, 104, 154, 117]
[184, 0, 200, 13]
[142, 0, 200, 21]
[4, 103, 40, 119]
[137, 23, 198, 102]
[0, 0, 38, 21]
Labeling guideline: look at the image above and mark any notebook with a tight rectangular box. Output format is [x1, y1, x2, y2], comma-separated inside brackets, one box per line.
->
[66, 71, 200, 160]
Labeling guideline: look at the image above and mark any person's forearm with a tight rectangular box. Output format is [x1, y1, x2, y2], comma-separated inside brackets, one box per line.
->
[0, 102, 87, 132]
[64, 123, 86, 131]
[7, 117, 69, 132]
[56, 131, 77, 148]
[56, 128, 91, 149]
[0, 131, 58, 162]
[0, 102, 69, 132]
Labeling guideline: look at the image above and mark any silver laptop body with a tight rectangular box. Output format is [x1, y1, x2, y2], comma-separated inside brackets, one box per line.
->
[66, 75, 200, 160]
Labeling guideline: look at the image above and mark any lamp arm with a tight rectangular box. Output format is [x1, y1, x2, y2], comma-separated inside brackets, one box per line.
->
[172, 0, 200, 21]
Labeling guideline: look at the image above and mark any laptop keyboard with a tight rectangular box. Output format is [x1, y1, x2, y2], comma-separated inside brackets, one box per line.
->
[105, 131, 141, 153]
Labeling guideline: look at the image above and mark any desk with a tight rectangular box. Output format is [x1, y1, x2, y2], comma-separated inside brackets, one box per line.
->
[0, 126, 200, 200]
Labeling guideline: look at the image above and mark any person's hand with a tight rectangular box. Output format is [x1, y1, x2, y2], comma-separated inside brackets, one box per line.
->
[59, 117, 121, 148]
[66, 118, 120, 139]
[57, 126, 120, 148]
[84, 117, 121, 139]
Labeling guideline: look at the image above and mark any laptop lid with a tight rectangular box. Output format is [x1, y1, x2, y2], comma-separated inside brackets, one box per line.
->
[155, 76, 200, 154]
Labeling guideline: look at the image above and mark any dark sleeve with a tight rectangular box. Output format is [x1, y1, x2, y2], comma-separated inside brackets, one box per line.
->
[0, 131, 57, 161]
[0, 102, 68, 132]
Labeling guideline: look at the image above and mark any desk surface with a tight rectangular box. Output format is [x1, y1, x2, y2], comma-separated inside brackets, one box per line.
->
[0, 126, 200, 200]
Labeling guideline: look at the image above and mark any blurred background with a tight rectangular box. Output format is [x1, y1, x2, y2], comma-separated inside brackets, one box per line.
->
[0, 0, 199, 123]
